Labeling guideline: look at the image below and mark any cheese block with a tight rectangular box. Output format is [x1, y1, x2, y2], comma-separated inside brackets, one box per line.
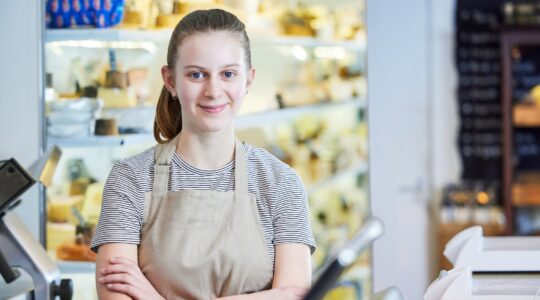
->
[98, 87, 137, 108]
[47, 195, 84, 223]
[47, 222, 76, 252]
[155, 14, 184, 28]
[80, 183, 104, 225]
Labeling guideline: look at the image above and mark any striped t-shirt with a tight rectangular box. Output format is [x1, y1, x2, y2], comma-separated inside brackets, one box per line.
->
[91, 143, 316, 267]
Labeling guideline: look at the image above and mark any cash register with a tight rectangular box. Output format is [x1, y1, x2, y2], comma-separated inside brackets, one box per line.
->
[425, 226, 540, 299]
[0, 147, 73, 300]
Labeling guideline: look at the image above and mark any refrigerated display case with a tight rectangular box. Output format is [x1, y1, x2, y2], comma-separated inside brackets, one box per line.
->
[42, 1, 370, 299]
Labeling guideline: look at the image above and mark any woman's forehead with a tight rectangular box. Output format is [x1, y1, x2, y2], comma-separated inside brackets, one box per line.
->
[177, 31, 246, 68]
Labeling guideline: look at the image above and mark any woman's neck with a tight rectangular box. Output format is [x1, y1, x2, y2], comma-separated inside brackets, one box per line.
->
[175, 128, 236, 170]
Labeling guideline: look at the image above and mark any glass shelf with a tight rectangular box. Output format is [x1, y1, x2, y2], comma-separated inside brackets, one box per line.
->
[46, 28, 366, 51]
[57, 260, 96, 274]
[46, 28, 174, 43]
[47, 97, 367, 148]
[307, 160, 369, 194]
[262, 36, 365, 51]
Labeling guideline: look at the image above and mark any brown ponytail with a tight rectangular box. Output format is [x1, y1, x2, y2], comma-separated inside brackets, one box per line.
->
[153, 86, 182, 144]
[153, 8, 252, 143]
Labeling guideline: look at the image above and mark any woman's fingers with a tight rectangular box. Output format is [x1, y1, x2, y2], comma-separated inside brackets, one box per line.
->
[102, 258, 148, 283]
[100, 263, 132, 275]
[105, 283, 143, 300]
[99, 273, 136, 285]
[110, 256, 137, 265]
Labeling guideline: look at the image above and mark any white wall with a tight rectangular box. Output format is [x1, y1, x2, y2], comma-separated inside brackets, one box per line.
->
[431, 1, 460, 196]
[368, 0, 434, 298]
[368, 0, 461, 297]
[0, 1, 43, 239]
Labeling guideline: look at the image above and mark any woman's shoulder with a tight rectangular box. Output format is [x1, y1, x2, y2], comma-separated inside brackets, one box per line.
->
[243, 142, 298, 180]
[111, 146, 156, 177]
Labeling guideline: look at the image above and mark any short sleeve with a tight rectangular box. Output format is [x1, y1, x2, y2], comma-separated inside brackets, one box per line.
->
[91, 162, 144, 253]
[271, 170, 316, 254]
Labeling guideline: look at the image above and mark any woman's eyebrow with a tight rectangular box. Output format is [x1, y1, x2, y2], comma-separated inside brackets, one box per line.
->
[222, 63, 241, 68]
[183, 65, 205, 70]
[183, 64, 241, 70]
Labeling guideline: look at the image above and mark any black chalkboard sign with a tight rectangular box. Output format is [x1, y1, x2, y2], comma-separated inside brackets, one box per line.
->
[456, 0, 504, 187]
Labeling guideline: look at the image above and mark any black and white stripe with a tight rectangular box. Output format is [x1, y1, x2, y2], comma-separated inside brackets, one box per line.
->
[91, 143, 316, 267]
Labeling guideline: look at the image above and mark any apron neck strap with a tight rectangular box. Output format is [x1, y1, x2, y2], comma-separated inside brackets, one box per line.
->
[154, 134, 181, 166]
[234, 139, 248, 194]
[153, 135, 249, 194]
[152, 134, 180, 192]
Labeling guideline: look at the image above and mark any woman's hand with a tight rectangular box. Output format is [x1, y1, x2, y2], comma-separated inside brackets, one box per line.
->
[98, 257, 165, 300]
[217, 286, 308, 300]
[266, 286, 308, 300]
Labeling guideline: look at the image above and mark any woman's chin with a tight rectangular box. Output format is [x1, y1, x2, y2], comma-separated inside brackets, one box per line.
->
[195, 119, 234, 133]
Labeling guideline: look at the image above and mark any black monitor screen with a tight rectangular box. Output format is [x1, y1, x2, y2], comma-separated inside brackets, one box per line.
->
[0, 159, 35, 214]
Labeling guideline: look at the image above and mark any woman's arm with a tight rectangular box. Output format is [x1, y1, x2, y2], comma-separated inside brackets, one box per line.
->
[96, 243, 165, 300]
[96, 243, 136, 300]
[100, 242, 311, 300]
[272, 243, 312, 288]
[217, 243, 312, 300]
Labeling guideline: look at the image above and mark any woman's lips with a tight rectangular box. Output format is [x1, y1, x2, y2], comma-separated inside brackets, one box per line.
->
[199, 104, 227, 114]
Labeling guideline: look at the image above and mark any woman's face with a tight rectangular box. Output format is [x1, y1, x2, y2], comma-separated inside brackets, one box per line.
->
[167, 31, 254, 134]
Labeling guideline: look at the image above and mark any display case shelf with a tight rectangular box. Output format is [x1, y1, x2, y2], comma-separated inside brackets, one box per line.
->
[46, 28, 366, 51]
[256, 36, 366, 51]
[48, 133, 155, 148]
[307, 160, 368, 194]
[43, 3, 369, 294]
[46, 28, 174, 43]
[48, 97, 367, 148]
[57, 261, 96, 274]
[236, 97, 366, 129]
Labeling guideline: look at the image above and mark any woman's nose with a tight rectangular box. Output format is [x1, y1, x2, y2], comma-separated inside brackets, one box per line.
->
[203, 77, 223, 99]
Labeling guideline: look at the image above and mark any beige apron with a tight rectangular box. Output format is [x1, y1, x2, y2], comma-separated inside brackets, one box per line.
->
[138, 135, 273, 300]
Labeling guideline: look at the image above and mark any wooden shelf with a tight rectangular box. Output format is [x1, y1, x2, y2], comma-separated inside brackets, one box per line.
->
[514, 103, 540, 127]
[500, 29, 540, 233]
[512, 178, 540, 206]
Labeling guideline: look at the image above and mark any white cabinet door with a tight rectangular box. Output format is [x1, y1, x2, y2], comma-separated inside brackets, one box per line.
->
[367, 0, 433, 298]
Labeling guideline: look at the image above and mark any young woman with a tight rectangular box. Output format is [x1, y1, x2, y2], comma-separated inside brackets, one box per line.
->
[92, 8, 315, 300]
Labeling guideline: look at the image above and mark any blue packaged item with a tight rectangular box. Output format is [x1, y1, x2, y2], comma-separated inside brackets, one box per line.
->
[46, 0, 125, 29]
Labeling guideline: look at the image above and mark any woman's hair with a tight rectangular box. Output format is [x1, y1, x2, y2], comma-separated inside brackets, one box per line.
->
[153, 8, 252, 143]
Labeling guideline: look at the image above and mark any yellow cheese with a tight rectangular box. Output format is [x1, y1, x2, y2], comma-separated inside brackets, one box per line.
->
[80, 183, 104, 225]
[155, 14, 184, 28]
[46, 222, 76, 252]
[98, 87, 137, 108]
[47, 195, 84, 223]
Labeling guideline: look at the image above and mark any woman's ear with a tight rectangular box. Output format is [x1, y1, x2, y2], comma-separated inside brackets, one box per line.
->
[161, 65, 176, 97]
[246, 67, 256, 92]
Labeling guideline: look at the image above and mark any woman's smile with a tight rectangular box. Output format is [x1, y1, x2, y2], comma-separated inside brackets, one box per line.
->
[198, 103, 228, 114]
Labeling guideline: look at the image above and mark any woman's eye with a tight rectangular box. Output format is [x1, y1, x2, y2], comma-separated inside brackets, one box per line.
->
[223, 71, 235, 78]
[190, 72, 205, 79]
